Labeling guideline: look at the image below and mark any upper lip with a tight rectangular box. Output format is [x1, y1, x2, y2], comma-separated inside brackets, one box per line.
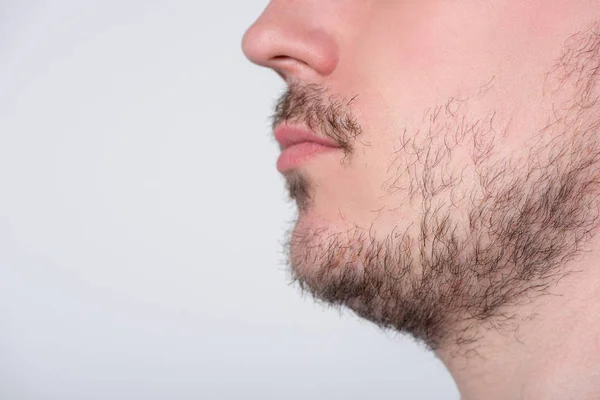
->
[274, 125, 341, 150]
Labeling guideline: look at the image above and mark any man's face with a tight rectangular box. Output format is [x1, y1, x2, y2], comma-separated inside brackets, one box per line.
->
[243, 1, 600, 349]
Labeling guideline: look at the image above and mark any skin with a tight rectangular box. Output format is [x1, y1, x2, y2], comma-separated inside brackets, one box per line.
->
[242, 1, 600, 399]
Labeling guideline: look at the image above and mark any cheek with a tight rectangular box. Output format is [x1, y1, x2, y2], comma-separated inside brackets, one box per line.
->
[349, 2, 443, 85]
[345, 0, 575, 113]
[346, 4, 491, 122]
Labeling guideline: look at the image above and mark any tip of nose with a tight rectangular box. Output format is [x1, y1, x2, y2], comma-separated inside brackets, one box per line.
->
[241, 25, 263, 65]
[242, 15, 339, 80]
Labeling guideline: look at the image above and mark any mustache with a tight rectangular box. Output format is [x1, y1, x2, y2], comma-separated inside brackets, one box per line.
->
[270, 82, 363, 155]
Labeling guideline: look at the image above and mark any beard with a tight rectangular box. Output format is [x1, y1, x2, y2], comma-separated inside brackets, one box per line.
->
[273, 26, 600, 351]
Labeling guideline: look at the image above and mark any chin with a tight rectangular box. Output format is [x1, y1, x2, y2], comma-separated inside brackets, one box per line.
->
[284, 211, 446, 348]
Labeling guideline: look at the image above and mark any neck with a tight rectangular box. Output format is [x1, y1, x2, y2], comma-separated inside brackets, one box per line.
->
[435, 244, 600, 400]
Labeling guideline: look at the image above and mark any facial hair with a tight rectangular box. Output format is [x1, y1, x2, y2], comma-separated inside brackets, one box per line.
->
[271, 26, 600, 350]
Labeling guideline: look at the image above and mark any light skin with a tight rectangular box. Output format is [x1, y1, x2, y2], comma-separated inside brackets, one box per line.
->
[242, 1, 600, 399]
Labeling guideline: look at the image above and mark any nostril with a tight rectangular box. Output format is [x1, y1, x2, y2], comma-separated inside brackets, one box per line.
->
[271, 55, 308, 65]
[269, 55, 312, 82]
[266, 57, 290, 82]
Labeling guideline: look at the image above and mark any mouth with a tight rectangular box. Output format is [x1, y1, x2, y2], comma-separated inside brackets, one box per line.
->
[274, 125, 341, 172]
[276, 141, 340, 172]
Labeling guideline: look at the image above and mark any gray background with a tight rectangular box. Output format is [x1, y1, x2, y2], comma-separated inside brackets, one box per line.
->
[0, 1, 459, 399]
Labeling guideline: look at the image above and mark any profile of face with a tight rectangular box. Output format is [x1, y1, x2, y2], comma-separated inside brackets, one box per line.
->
[243, 1, 600, 350]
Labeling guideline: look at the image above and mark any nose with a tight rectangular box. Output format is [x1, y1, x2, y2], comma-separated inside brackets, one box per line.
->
[241, 2, 339, 82]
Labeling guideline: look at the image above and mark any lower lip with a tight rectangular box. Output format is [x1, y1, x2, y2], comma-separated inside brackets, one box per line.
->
[276, 142, 340, 172]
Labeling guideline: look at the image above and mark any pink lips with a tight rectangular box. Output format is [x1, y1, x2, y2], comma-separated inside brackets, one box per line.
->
[274, 126, 341, 172]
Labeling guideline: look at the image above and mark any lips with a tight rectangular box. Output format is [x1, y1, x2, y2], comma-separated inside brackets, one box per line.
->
[274, 125, 341, 172]
[274, 125, 340, 150]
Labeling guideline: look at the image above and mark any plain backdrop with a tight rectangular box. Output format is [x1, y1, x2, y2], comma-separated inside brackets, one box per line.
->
[0, 1, 459, 399]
